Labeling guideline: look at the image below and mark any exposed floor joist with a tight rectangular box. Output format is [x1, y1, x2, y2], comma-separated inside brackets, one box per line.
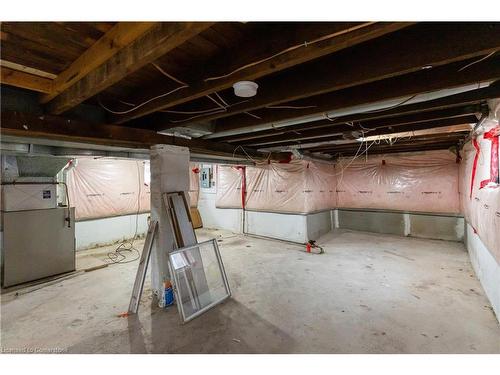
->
[151, 23, 500, 130]
[40, 22, 156, 103]
[1, 66, 53, 93]
[0, 110, 266, 160]
[209, 58, 500, 134]
[45, 22, 215, 114]
[229, 109, 481, 146]
[249, 116, 476, 149]
[110, 22, 412, 124]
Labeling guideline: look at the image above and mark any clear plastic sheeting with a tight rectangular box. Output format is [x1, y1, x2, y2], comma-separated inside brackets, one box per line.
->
[66, 158, 200, 220]
[216, 160, 337, 213]
[337, 150, 460, 213]
[188, 163, 200, 208]
[216, 151, 459, 215]
[216, 165, 243, 208]
[245, 160, 337, 213]
[459, 99, 500, 264]
[66, 157, 150, 221]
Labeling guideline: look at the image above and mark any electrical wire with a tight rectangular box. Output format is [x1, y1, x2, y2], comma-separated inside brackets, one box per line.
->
[160, 107, 224, 115]
[244, 111, 262, 120]
[206, 93, 227, 110]
[168, 109, 226, 123]
[98, 85, 188, 115]
[214, 92, 230, 107]
[98, 65, 189, 115]
[106, 161, 142, 264]
[203, 23, 374, 82]
[458, 51, 497, 72]
[355, 94, 418, 114]
[266, 105, 318, 110]
[151, 62, 188, 85]
[231, 144, 263, 164]
[167, 98, 253, 123]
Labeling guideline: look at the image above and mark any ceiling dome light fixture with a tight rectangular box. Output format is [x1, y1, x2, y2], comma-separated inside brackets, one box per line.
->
[233, 81, 258, 97]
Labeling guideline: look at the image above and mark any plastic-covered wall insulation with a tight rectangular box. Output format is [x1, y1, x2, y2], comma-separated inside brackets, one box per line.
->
[216, 150, 460, 215]
[66, 157, 199, 220]
[66, 157, 151, 221]
[216, 160, 337, 213]
[337, 150, 460, 214]
[459, 99, 500, 264]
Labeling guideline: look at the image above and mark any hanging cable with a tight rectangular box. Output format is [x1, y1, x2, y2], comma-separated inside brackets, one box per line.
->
[98, 66, 189, 115]
[160, 107, 225, 115]
[458, 51, 497, 72]
[168, 108, 226, 123]
[203, 23, 374, 82]
[98, 84, 188, 115]
[214, 92, 230, 107]
[151, 62, 188, 85]
[266, 105, 318, 110]
[244, 111, 262, 120]
[107, 161, 143, 264]
[167, 98, 252, 124]
[206, 93, 227, 110]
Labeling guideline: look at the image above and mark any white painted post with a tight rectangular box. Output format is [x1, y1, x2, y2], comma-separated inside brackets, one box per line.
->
[149, 145, 190, 297]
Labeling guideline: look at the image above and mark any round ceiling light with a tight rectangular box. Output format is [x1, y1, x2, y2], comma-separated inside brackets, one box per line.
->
[232, 81, 258, 97]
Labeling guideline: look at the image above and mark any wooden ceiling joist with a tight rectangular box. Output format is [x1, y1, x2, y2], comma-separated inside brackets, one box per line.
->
[316, 135, 467, 156]
[223, 106, 482, 144]
[45, 22, 215, 115]
[326, 143, 462, 157]
[1, 66, 53, 93]
[0, 60, 57, 79]
[110, 22, 413, 124]
[251, 116, 476, 148]
[212, 57, 500, 133]
[40, 22, 156, 104]
[156, 23, 500, 128]
[0, 110, 264, 160]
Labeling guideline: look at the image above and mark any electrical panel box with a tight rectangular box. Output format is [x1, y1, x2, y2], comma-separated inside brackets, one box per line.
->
[201, 166, 213, 188]
[1, 184, 57, 212]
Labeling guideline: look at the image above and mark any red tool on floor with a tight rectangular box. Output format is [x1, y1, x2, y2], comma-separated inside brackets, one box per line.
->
[304, 240, 324, 254]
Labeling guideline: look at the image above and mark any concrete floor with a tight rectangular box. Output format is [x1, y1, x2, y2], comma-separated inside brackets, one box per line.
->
[1, 229, 499, 353]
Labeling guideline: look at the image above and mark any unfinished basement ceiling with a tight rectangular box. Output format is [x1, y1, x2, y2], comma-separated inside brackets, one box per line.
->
[1, 22, 499, 159]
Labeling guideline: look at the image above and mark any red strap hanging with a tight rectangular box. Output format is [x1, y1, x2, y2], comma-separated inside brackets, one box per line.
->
[479, 126, 500, 188]
[470, 138, 480, 199]
[236, 166, 246, 209]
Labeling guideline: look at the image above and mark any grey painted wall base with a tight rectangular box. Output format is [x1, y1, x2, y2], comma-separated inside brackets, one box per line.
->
[245, 210, 332, 244]
[336, 209, 464, 242]
[465, 222, 500, 322]
[75, 213, 149, 250]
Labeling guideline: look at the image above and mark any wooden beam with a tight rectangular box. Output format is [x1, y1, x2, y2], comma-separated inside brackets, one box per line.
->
[227, 107, 480, 145]
[1, 66, 53, 93]
[251, 116, 476, 148]
[0, 110, 264, 160]
[326, 143, 460, 157]
[0, 59, 57, 79]
[213, 57, 500, 133]
[45, 22, 215, 115]
[318, 137, 466, 155]
[111, 22, 412, 124]
[180, 23, 500, 128]
[310, 133, 467, 152]
[40, 22, 156, 103]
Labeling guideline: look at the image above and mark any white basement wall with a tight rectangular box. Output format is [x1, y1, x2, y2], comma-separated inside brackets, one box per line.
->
[75, 213, 149, 250]
[466, 223, 500, 320]
[197, 163, 332, 243]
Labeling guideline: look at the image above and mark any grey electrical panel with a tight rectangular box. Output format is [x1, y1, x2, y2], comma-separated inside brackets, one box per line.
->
[201, 166, 213, 188]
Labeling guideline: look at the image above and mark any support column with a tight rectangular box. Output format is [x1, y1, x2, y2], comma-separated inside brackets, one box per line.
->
[150, 144, 190, 296]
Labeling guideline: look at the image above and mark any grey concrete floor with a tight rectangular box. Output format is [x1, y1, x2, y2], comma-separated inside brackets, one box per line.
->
[1, 229, 499, 353]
